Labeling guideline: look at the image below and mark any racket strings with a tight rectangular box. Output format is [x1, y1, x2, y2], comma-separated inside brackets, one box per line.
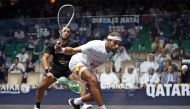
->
[67, 81, 82, 93]
[58, 5, 75, 30]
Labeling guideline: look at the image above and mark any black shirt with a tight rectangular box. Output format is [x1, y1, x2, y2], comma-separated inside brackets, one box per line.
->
[45, 38, 79, 71]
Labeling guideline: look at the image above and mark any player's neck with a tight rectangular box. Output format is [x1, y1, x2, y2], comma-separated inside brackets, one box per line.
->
[60, 38, 69, 45]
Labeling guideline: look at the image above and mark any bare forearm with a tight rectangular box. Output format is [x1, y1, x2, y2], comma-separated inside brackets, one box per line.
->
[64, 47, 75, 55]
[42, 54, 50, 70]
[62, 47, 81, 55]
[42, 60, 49, 70]
[54, 42, 81, 55]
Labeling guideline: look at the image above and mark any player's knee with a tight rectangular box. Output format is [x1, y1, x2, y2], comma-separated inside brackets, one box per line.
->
[38, 84, 48, 91]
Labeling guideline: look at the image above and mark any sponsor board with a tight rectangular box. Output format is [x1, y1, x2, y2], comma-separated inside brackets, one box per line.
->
[0, 84, 30, 94]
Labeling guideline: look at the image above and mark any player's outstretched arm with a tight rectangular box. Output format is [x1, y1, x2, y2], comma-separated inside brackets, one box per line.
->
[54, 43, 82, 55]
[63, 46, 82, 55]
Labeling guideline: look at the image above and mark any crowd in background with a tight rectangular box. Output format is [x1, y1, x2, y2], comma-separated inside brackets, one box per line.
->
[0, 0, 190, 19]
[0, 0, 190, 89]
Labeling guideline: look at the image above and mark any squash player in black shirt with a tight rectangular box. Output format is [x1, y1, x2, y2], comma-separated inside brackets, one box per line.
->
[34, 26, 89, 109]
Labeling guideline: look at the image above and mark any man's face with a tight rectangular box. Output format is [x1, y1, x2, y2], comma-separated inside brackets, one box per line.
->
[105, 66, 111, 74]
[14, 58, 19, 64]
[60, 27, 71, 40]
[108, 39, 121, 52]
[128, 68, 134, 74]
[21, 48, 26, 54]
[168, 66, 173, 73]
[148, 68, 154, 75]
[149, 55, 154, 62]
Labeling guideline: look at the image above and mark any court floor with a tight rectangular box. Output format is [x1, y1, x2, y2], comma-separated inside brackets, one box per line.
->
[0, 105, 190, 109]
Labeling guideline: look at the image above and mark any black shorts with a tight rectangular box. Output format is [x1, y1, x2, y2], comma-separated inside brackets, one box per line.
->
[48, 65, 71, 78]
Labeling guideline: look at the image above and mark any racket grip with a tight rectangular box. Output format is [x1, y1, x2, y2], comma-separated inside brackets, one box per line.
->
[54, 40, 65, 53]
[55, 48, 65, 54]
[62, 48, 65, 52]
[56, 41, 61, 45]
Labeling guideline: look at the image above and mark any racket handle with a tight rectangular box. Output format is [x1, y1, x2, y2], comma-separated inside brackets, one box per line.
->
[56, 41, 61, 45]
[55, 41, 65, 53]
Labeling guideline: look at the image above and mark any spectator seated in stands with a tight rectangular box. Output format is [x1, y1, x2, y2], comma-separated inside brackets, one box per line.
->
[16, 47, 29, 67]
[172, 48, 189, 60]
[8, 57, 25, 74]
[151, 36, 164, 54]
[8, 57, 26, 83]
[155, 48, 171, 64]
[139, 53, 159, 75]
[164, 37, 178, 53]
[160, 65, 181, 84]
[140, 67, 160, 88]
[151, 36, 160, 54]
[112, 46, 131, 73]
[100, 65, 120, 89]
[121, 66, 139, 89]
[157, 58, 179, 75]
[16, 47, 30, 83]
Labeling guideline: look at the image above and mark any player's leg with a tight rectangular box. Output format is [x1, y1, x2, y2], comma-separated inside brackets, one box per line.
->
[68, 72, 93, 109]
[80, 82, 101, 102]
[34, 74, 56, 109]
[81, 69, 106, 109]
[69, 69, 106, 109]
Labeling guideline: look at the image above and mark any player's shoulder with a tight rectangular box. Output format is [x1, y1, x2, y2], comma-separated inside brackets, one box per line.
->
[87, 40, 104, 44]
[87, 40, 105, 47]
[47, 40, 57, 47]
[68, 38, 79, 47]
[68, 38, 78, 44]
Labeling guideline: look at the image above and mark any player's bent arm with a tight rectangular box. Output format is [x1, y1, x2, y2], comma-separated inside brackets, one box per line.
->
[63, 46, 82, 55]
[42, 52, 51, 71]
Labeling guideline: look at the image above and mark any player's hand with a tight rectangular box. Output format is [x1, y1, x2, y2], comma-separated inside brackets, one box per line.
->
[46, 72, 54, 78]
[54, 41, 62, 53]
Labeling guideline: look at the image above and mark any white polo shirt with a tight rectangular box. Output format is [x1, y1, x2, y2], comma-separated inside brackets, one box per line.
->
[69, 40, 113, 72]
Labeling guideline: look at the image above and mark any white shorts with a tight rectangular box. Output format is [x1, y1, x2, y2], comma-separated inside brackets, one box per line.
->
[69, 60, 88, 76]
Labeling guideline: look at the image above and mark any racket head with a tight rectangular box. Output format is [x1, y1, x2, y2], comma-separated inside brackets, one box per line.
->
[66, 80, 83, 94]
[57, 4, 75, 30]
[56, 77, 68, 84]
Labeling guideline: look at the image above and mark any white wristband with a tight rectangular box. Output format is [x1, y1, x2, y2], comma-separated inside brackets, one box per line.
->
[62, 47, 65, 53]
[55, 47, 65, 54]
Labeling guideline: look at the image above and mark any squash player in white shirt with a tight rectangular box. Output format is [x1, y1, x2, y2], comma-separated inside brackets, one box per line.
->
[55, 32, 122, 109]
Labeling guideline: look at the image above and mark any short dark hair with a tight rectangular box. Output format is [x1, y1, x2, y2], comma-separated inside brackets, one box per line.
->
[60, 24, 71, 30]
[15, 57, 19, 61]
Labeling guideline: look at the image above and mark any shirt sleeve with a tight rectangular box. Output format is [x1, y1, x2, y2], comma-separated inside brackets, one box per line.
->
[80, 41, 95, 54]
[44, 41, 54, 54]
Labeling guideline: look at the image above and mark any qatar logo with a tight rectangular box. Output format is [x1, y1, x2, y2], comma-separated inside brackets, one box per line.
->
[20, 84, 30, 94]
[146, 84, 190, 98]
